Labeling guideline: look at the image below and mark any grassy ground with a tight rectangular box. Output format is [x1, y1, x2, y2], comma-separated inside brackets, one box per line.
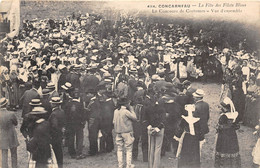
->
[7, 82, 257, 168]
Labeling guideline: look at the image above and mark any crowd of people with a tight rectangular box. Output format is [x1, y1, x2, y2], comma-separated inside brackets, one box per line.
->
[0, 11, 260, 168]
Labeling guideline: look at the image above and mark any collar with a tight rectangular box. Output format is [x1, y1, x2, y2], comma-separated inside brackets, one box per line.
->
[52, 107, 59, 111]
[106, 98, 112, 102]
[195, 99, 203, 103]
[36, 118, 45, 124]
[32, 88, 38, 92]
[72, 98, 80, 102]
[121, 106, 127, 109]
[90, 96, 96, 101]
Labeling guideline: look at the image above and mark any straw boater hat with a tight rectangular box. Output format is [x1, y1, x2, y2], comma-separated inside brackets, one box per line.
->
[29, 107, 48, 115]
[42, 88, 51, 96]
[46, 82, 55, 89]
[192, 89, 205, 98]
[49, 97, 63, 104]
[29, 99, 42, 106]
[0, 98, 8, 108]
[61, 82, 72, 90]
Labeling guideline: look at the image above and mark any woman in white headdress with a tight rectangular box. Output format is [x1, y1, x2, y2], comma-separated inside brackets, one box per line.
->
[215, 97, 241, 168]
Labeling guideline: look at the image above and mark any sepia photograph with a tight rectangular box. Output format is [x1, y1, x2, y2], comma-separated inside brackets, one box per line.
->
[0, 0, 259, 167]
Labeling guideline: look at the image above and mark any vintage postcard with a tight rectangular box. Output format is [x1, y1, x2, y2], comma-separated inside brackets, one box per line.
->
[0, 0, 259, 168]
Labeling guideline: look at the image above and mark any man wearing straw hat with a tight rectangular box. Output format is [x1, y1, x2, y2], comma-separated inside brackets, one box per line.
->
[26, 107, 52, 168]
[193, 89, 210, 156]
[49, 97, 66, 168]
[0, 98, 19, 168]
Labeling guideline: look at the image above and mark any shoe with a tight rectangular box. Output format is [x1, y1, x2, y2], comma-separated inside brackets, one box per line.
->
[87, 152, 96, 156]
[76, 154, 87, 160]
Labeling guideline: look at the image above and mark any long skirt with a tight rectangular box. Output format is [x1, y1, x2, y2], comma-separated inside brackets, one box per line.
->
[178, 133, 200, 168]
[8, 83, 19, 107]
[215, 129, 241, 168]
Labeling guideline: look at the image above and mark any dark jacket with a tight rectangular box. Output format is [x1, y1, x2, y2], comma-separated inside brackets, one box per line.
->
[86, 97, 101, 120]
[20, 88, 40, 117]
[0, 109, 19, 149]
[48, 107, 66, 142]
[64, 99, 86, 126]
[143, 99, 166, 130]
[100, 98, 115, 132]
[27, 120, 51, 162]
[194, 100, 210, 137]
[67, 72, 81, 89]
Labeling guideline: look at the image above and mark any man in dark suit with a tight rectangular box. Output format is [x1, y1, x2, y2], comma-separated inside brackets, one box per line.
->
[64, 88, 86, 159]
[192, 89, 210, 152]
[57, 65, 68, 92]
[49, 97, 66, 168]
[132, 88, 148, 162]
[97, 81, 115, 153]
[20, 82, 40, 118]
[84, 88, 101, 156]
[26, 107, 52, 168]
[67, 66, 81, 90]
[80, 68, 99, 98]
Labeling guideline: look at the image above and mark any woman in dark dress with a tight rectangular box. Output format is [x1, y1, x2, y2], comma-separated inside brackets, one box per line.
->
[215, 97, 241, 168]
[9, 68, 19, 110]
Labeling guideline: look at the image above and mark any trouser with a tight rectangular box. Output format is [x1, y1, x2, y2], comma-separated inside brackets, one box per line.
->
[35, 161, 48, 168]
[162, 127, 178, 156]
[88, 118, 100, 155]
[148, 128, 164, 168]
[67, 124, 84, 156]
[132, 129, 148, 162]
[52, 140, 63, 168]
[100, 128, 114, 153]
[1, 147, 17, 168]
[116, 132, 135, 168]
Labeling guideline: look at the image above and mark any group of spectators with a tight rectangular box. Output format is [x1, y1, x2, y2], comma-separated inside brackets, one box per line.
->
[0, 11, 259, 168]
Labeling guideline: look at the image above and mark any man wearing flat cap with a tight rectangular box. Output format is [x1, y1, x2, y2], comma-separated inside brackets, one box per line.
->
[49, 97, 66, 168]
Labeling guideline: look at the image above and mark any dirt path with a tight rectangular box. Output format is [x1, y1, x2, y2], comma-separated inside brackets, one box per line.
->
[14, 82, 256, 168]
